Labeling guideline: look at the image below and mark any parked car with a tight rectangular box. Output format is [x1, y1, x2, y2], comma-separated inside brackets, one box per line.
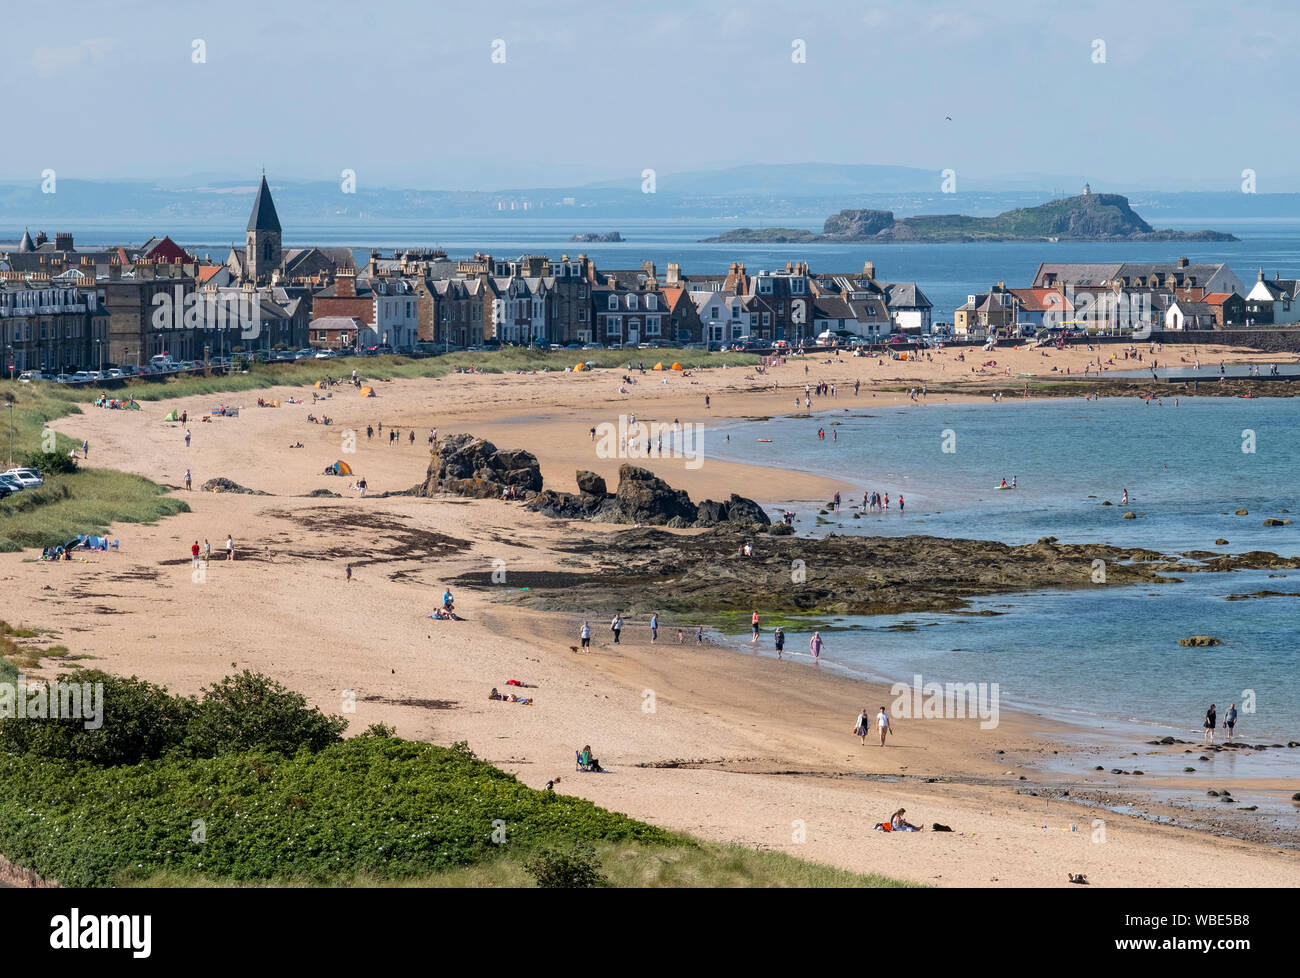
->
[17, 370, 37, 383]
[4, 468, 43, 488]
[0, 473, 25, 495]
[581, 342, 605, 350]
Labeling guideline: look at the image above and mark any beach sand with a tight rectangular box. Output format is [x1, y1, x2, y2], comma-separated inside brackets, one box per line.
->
[7, 341, 1297, 887]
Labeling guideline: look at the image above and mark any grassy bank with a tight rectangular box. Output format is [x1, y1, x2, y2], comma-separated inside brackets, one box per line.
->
[0, 384, 188, 551]
[9, 348, 762, 406]
[126, 841, 917, 889]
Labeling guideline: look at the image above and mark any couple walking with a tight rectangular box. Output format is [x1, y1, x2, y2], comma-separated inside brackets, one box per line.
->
[853, 706, 893, 746]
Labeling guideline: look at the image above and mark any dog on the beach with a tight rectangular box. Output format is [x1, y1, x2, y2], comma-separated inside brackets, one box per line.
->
[1068, 873, 1090, 885]
[569, 645, 580, 654]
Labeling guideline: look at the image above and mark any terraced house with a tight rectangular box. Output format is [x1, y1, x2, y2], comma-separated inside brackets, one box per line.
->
[0, 274, 109, 374]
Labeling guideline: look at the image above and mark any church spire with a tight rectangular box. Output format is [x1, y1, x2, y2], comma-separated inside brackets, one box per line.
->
[246, 175, 281, 234]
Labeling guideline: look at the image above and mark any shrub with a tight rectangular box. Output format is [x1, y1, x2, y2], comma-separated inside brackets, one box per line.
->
[0, 670, 193, 765]
[23, 450, 77, 475]
[524, 843, 611, 888]
[183, 670, 347, 757]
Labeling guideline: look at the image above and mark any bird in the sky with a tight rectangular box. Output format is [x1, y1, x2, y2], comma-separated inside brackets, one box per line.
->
[945, 116, 953, 121]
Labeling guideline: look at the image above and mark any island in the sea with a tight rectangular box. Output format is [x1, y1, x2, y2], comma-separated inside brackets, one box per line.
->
[569, 231, 623, 242]
[702, 193, 1238, 244]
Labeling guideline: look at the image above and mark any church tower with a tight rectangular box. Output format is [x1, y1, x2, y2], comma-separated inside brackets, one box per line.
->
[245, 174, 282, 282]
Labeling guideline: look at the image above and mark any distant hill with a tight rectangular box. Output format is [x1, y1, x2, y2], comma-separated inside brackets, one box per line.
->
[704, 193, 1239, 243]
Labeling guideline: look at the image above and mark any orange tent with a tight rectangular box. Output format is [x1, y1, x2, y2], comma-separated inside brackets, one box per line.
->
[671, 362, 683, 371]
[653, 361, 664, 370]
[360, 386, 375, 397]
[573, 362, 586, 372]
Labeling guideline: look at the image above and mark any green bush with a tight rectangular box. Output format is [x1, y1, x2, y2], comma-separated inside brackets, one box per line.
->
[0, 670, 192, 765]
[0, 669, 345, 764]
[184, 670, 347, 757]
[23, 450, 77, 475]
[0, 736, 678, 886]
[524, 843, 610, 888]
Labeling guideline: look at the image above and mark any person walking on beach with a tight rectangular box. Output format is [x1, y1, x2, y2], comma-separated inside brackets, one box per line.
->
[677, 627, 685, 644]
[774, 626, 785, 659]
[610, 614, 623, 644]
[225, 535, 234, 561]
[877, 706, 893, 746]
[184, 468, 192, 491]
[191, 540, 200, 568]
[203, 539, 211, 564]
[696, 625, 704, 645]
[751, 610, 760, 644]
[1203, 703, 1217, 745]
[345, 564, 352, 582]
[579, 620, 591, 650]
[184, 429, 191, 448]
[705, 394, 710, 409]
[650, 613, 658, 642]
[810, 631, 824, 661]
[1224, 703, 1238, 741]
[82, 439, 89, 457]
[854, 708, 870, 745]
[898, 494, 904, 514]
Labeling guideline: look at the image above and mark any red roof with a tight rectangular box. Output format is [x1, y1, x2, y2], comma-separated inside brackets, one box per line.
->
[195, 265, 222, 284]
[1203, 292, 1234, 305]
[1008, 288, 1074, 312]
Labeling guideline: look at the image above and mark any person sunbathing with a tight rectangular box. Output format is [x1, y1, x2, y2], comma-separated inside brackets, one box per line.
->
[578, 745, 603, 772]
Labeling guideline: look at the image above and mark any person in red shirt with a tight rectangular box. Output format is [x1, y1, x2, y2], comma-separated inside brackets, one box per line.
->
[190, 541, 201, 568]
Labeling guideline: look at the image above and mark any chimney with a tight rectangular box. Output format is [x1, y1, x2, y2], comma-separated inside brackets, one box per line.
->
[55, 232, 74, 251]
[667, 262, 680, 285]
[863, 261, 876, 280]
[336, 269, 356, 298]
[1178, 256, 1189, 268]
[1259, 267, 1265, 282]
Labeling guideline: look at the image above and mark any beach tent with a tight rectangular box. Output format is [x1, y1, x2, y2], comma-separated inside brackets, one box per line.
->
[314, 380, 325, 389]
[360, 386, 375, 398]
[573, 362, 586, 372]
[329, 460, 353, 476]
[653, 361, 664, 371]
[163, 409, 180, 421]
[671, 362, 683, 371]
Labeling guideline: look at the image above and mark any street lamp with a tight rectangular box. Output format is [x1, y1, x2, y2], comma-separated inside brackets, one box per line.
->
[5, 402, 13, 467]
[96, 338, 103, 373]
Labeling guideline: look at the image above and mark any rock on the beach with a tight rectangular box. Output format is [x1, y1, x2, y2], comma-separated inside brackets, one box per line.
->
[1236, 508, 1249, 516]
[1178, 635, 1223, 646]
[1263, 518, 1292, 526]
[201, 477, 270, 495]
[1216, 538, 1229, 545]
[417, 433, 542, 499]
[609, 465, 697, 524]
[1122, 511, 1136, 519]
[575, 470, 607, 496]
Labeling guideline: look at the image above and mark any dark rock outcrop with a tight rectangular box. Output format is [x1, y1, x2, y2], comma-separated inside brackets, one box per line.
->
[527, 465, 770, 528]
[416, 433, 542, 499]
[201, 477, 270, 495]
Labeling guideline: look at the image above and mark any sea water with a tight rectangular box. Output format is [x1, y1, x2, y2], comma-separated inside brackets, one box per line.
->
[713, 398, 1300, 743]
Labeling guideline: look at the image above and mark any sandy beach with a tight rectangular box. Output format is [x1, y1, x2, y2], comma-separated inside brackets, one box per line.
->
[7, 341, 1298, 887]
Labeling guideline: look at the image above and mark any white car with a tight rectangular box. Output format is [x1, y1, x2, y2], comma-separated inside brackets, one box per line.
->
[0, 473, 25, 494]
[4, 468, 43, 488]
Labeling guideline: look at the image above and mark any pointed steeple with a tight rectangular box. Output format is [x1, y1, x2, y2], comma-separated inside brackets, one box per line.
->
[246, 175, 281, 234]
[18, 227, 35, 252]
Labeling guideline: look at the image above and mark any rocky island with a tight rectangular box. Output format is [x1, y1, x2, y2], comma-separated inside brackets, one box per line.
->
[703, 193, 1238, 244]
[569, 231, 623, 242]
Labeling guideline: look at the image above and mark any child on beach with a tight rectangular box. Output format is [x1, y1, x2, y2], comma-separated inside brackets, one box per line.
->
[774, 626, 785, 658]
[751, 611, 760, 644]
[696, 626, 704, 645]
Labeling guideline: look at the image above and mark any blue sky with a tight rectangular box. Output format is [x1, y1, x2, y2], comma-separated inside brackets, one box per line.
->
[5, 0, 1297, 191]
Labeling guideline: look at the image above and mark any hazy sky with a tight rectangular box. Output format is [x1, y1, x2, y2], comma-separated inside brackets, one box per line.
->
[5, 0, 1296, 191]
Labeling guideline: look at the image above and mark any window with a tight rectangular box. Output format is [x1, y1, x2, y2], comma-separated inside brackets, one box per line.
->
[646, 317, 661, 336]
[647, 295, 657, 310]
[759, 279, 773, 294]
[608, 295, 617, 310]
[627, 294, 638, 311]
[792, 278, 806, 294]
[606, 320, 621, 337]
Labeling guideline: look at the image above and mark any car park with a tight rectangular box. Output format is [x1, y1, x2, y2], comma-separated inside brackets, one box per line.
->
[0, 473, 26, 495]
[4, 468, 44, 488]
